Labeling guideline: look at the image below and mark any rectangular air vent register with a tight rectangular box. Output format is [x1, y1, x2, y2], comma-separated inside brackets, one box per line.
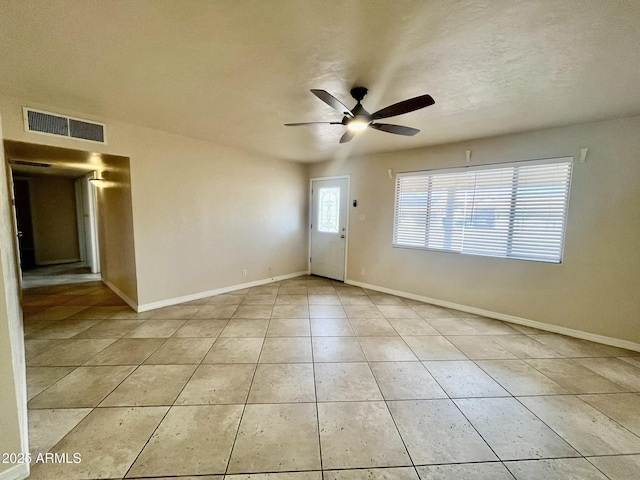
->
[23, 107, 107, 144]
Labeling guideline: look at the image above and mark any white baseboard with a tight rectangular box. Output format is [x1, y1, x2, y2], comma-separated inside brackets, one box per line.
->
[0, 463, 29, 480]
[101, 278, 138, 311]
[137, 271, 308, 313]
[346, 279, 640, 353]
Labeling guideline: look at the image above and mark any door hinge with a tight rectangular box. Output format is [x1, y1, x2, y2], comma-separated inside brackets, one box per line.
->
[309, 257, 312, 263]
[310, 223, 312, 229]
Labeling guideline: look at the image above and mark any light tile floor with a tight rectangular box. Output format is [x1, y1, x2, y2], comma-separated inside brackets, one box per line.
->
[21, 276, 640, 480]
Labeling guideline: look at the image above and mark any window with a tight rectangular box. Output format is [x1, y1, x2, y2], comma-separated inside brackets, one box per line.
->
[318, 187, 340, 233]
[393, 157, 573, 263]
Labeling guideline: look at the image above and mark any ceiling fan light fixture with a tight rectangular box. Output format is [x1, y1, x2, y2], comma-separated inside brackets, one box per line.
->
[347, 120, 368, 132]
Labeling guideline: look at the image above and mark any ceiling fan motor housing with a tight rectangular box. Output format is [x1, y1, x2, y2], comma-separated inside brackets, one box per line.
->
[350, 87, 368, 102]
[348, 87, 371, 126]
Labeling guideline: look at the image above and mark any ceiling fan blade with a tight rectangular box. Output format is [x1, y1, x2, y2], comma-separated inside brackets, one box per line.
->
[284, 122, 342, 126]
[339, 130, 355, 143]
[311, 89, 353, 116]
[371, 94, 435, 120]
[370, 123, 420, 136]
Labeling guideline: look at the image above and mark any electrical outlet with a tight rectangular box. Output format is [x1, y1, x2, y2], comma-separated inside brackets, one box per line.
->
[361, 268, 366, 276]
[242, 269, 247, 277]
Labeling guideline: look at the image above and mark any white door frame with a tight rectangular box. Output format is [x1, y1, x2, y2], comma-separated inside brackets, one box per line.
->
[74, 173, 101, 273]
[8, 175, 29, 288]
[308, 175, 350, 281]
[84, 172, 100, 273]
[0, 114, 30, 475]
[74, 177, 87, 264]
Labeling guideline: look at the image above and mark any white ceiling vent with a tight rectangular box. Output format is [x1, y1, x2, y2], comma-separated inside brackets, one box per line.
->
[23, 107, 107, 144]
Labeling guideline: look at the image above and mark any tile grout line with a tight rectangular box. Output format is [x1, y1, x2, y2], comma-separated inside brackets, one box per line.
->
[21, 276, 640, 478]
[223, 284, 273, 476]
[366, 289, 547, 472]
[521, 356, 633, 395]
[364, 290, 511, 472]
[512, 393, 640, 458]
[584, 455, 627, 480]
[467, 355, 640, 443]
[27, 334, 159, 409]
[119, 403, 174, 478]
[105, 316, 203, 478]
[463, 356, 589, 460]
[309, 290, 325, 473]
[346, 290, 417, 470]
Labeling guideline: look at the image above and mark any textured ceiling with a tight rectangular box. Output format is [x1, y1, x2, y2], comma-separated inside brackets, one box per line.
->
[1, 0, 639, 163]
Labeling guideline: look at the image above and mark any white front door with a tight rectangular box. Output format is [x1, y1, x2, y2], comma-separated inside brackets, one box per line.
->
[310, 177, 348, 281]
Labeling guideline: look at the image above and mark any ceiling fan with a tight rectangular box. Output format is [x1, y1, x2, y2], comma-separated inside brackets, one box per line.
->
[285, 87, 435, 143]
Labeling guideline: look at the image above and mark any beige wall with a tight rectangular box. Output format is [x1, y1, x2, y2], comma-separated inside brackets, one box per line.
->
[116, 125, 309, 305]
[28, 175, 80, 265]
[310, 116, 640, 345]
[95, 155, 138, 305]
[0, 255, 24, 477]
[0, 94, 309, 307]
[0, 117, 28, 477]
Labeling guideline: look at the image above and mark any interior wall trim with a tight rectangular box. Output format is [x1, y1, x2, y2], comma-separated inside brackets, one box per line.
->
[101, 278, 138, 312]
[0, 463, 29, 480]
[346, 279, 640, 353]
[136, 271, 309, 313]
[35, 258, 82, 266]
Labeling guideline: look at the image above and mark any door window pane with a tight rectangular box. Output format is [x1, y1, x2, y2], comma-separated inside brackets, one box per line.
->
[318, 187, 340, 233]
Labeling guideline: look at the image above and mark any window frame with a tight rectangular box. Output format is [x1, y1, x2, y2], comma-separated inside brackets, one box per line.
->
[392, 157, 574, 263]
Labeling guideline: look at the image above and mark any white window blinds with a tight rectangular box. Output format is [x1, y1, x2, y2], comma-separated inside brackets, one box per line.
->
[393, 157, 573, 263]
